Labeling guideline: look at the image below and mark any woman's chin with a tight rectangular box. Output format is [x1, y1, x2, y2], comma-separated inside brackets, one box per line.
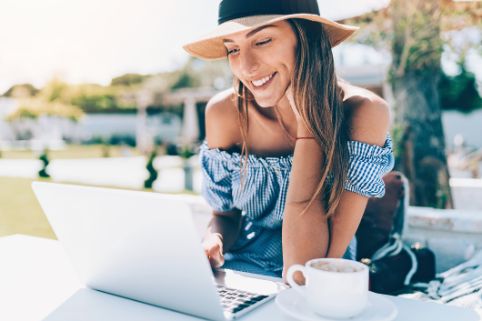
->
[253, 95, 282, 108]
[255, 101, 273, 108]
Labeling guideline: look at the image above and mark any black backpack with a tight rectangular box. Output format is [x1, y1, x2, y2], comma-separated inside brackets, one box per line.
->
[356, 171, 436, 294]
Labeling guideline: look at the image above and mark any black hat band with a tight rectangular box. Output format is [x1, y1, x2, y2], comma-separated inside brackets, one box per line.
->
[218, 0, 320, 25]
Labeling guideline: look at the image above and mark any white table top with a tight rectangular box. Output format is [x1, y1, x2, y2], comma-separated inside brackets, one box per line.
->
[0, 235, 479, 321]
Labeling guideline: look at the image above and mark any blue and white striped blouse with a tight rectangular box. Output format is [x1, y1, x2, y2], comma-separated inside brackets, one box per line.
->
[199, 134, 395, 277]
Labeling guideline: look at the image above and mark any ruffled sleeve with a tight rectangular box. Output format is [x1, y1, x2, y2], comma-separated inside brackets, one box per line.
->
[199, 142, 236, 212]
[344, 134, 395, 198]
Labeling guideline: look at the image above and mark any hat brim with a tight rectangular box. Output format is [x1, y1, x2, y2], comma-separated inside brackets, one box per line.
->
[183, 14, 359, 60]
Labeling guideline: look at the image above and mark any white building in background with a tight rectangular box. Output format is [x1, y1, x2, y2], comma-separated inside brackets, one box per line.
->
[75, 113, 181, 144]
[180, 96, 199, 145]
[0, 97, 67, 150]
[163, 87, 217, 144]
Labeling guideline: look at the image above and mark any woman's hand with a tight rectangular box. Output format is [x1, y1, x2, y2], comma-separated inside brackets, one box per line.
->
[202, 232, 224, 268]
[286, 84, 313, 137]
[286, 85, 301, 120]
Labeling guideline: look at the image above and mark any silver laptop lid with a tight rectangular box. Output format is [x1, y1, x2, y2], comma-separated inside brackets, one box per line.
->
[32, 182, 225, 321]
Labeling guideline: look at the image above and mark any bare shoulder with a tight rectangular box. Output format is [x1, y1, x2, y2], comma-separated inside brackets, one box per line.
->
[205, 88, 241, 149]
[341, 82, 391, 146]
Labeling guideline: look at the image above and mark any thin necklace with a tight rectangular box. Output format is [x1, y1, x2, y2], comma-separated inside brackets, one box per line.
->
[273, 106, 296, 145]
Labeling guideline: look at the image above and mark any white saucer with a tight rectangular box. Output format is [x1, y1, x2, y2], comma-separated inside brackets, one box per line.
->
[275, 288, 398, 321]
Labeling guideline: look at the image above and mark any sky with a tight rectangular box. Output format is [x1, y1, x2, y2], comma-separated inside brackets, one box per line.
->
[1, 0, 478, 94]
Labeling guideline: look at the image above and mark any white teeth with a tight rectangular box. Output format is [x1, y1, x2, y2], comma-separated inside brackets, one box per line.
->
[252, 73, 274, 87]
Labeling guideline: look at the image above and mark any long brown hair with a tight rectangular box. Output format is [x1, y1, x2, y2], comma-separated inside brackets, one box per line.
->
[232, 18, 349, 217]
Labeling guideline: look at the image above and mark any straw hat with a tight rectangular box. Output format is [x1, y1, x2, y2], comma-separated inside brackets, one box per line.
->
[183, 0, 359, 60]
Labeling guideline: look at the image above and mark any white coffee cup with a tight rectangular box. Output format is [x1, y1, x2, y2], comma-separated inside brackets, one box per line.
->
[287, 258, 369, 319]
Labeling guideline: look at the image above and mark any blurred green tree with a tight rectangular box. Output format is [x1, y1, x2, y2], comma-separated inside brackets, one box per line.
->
[111, 73, 148, 87]
[6, 99, 84, 122]
[2, 83, 39, 98]
[67, 84, 136, 113]
[171, 71, 201, 90]
[439, 62, 482, 113]
[342, 0, 481, 208]
[39, 80, 70, 102]
[169, 57, 231, 91]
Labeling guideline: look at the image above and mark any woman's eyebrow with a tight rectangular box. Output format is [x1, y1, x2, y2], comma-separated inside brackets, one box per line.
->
[223, 24, 276, 43]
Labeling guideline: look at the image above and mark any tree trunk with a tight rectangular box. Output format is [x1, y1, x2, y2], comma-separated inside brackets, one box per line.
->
[390, 0, 454, 208]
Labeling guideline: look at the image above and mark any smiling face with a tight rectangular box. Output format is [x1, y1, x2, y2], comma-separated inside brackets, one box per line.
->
[223, 20, 298, 108]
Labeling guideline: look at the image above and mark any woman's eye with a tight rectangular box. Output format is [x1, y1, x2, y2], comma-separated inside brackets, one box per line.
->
[227, 48, 239, 56]
[256, 39, 272, 46]
[226, 39, 271, 56]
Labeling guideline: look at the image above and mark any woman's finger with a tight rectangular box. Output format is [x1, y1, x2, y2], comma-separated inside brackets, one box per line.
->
[208, 247, 224, 268]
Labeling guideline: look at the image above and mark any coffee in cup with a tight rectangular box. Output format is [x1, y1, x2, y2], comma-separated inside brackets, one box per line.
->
[287, 258, 369, 319]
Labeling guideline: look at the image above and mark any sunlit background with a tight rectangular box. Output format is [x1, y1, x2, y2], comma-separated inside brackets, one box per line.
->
[0, 0, 425, 92]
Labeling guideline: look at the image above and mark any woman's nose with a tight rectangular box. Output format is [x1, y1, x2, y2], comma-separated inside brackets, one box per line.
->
[239, 51, 260, 78]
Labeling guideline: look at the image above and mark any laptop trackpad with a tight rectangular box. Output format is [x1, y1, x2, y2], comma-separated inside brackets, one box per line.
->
[44, 288, 200, 321]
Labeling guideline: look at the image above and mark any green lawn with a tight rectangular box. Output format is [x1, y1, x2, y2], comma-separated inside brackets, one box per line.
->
[0, 176, 56, 239]
[0, 176, 142, 240]
[0, 176, 198, 240]
[0, 144, 191, 240]
[0, 145, 141, 239]
[0, 145, 141, 240]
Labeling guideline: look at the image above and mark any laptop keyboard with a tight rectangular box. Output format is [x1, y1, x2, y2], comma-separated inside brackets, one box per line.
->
[216, 285, 269, 314]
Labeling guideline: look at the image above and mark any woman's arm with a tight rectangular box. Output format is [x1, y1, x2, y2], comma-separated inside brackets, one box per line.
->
[202, 210, 242, 268]
[202, 89, 243, 267]
[282, 94, 390, 279]
[325, 191, 368, 257]
[282, 127, 329, 279]
[327, 96, 391, 257]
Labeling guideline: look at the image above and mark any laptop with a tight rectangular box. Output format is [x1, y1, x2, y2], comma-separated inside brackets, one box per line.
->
[32, 182, 287, 321]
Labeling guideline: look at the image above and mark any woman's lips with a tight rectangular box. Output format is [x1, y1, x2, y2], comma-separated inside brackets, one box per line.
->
[251, 72, 277, 91]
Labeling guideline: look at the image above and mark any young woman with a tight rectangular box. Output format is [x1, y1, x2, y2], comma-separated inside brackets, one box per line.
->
[183, 0, 394, 279]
